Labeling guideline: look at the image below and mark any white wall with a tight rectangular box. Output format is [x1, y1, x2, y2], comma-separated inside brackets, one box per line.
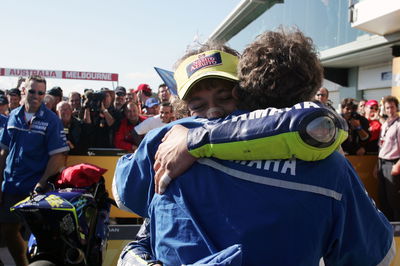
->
[358, 62, 392, 90]
[362, 88, 392, 101]
[322, 79, 341, 111]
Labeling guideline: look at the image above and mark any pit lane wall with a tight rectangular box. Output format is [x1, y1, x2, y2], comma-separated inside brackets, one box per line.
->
[66, 155, 400, 265]
[65, 154, 380, 218]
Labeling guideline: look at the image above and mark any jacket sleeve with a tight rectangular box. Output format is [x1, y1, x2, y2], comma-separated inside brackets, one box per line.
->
[187, 102, 348, 161]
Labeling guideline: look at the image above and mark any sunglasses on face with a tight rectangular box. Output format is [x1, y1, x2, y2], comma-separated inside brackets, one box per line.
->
[116, 92, 126, 97]
[316, 93, 327, 97]
[369, 106, 378, 110]
[28, 89, 45, 96]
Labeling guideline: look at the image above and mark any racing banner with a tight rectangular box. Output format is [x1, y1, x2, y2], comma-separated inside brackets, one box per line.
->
[0, 67, 118, 82]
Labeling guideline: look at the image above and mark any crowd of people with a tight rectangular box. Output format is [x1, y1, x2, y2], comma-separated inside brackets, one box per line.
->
[0, 82, 182, 155]
[0, 27, 397, 265]
[314, 88, 400, 222]
[314, 87, 393, 155]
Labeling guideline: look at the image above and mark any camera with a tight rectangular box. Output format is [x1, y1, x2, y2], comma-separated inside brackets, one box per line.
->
[84, 91, 105, 113]
[350, 112, 362, 120]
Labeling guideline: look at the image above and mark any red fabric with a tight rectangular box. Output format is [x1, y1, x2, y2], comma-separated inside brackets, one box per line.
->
[56, 163, 107, 187]
[114, 116, 146, 151]
[368, 119, 382, 141]
[134, 83, 151, 93]
[365, 100, 379, 107]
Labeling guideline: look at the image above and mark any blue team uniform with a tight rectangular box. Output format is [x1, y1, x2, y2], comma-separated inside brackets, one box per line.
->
[0, 114, 7, 128]
[113, 103, 395, 265]
[0, 114, 8, 137]
[0, 103, 69, 195]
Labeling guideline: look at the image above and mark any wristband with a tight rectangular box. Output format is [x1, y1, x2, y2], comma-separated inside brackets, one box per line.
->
[355, 126, 362, 131]
[103, 109, 109, 113]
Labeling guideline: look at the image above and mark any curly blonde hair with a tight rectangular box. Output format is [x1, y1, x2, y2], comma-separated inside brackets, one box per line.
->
[237, 27, 323, 110]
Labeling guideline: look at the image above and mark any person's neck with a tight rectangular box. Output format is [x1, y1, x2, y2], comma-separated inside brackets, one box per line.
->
[63, 118, 71, 127]
[388, 114, 399, 121]
[11, 104, 20, 110]
[25, 104, 39, 114]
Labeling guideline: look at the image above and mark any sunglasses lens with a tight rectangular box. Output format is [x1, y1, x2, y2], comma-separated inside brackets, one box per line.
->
[28, 89, 45, 95]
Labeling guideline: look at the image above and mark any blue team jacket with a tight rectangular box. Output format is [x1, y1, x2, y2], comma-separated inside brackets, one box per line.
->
[113, 104, 395, 266]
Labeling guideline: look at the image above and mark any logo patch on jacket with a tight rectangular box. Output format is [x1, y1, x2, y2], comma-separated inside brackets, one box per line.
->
[186, 52, 222, 77]
[31, 121, 48, 132]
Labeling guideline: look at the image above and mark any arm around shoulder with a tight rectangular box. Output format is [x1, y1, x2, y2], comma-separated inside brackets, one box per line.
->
[187, 103, 348, 161]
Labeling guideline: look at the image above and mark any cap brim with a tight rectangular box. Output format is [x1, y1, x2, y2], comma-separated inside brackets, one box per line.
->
[179, 71, 238, 100]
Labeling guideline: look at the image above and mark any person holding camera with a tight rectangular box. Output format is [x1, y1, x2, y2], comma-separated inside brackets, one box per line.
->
[83, 88, 117, 148]
[69, 91, 84, 119]
[340, 98, 370, 155]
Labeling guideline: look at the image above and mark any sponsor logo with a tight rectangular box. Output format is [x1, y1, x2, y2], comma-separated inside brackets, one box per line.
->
[228, 102, 321, 123]
[234, 159, 297, 176]
[45, 194, 64, 208]
[31, 121, 48, 132]
[186, 52, 222, 78]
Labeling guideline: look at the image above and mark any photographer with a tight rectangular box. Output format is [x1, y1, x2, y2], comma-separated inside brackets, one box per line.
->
[341, 98, 370, 155]
[83, 88, 117, 148]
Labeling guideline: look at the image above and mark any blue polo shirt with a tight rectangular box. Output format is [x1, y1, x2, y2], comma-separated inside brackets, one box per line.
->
[0, 103, 69, 195]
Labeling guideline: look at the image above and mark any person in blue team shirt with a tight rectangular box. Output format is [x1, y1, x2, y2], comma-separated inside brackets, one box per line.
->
[114, 28, 395, 265]
[0, 75, 69, 266]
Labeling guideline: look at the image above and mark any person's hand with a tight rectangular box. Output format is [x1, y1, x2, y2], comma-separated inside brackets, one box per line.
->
[391, 162, 400, 175]
[101, 102, 106, 113]
[356, 146, 366, 156]
[33, 181, 47, 194]
[83, 98, 90, 109]
[350, 118, 361, 129]
[154, 125, 197, 194]
[67, 140, 74, 150]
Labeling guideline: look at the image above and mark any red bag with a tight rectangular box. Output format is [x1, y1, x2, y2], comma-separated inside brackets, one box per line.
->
[56, 163, 107, 187]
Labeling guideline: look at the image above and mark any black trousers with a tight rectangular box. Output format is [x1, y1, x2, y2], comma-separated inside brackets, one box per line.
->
[378, 158, 400, 221]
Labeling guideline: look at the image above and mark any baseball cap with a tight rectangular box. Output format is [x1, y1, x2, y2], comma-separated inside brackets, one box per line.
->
[0, 95, 9, 105]
[365, 99, 379, 107]
[145, 97, 159, 108]
[48, 87, 63, 98]
[8, 88, 21, 97]
[174, 50, 239, 100]
[135, 84, 152, 93]
[115, 86, 126, 96]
